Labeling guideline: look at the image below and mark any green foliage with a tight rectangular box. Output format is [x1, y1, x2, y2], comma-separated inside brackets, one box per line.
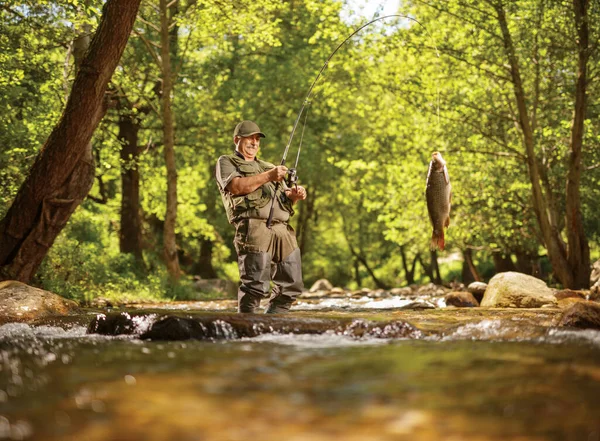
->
[2, 0, 600, 298]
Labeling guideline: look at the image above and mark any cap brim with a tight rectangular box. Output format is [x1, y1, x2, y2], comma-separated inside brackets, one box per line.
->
[245, 131, 266, 138]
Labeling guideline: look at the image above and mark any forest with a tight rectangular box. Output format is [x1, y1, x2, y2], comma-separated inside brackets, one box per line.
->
[1, 0, 598, 304]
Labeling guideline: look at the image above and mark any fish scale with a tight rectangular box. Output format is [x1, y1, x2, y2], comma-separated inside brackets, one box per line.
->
[426, 152, 451, 251]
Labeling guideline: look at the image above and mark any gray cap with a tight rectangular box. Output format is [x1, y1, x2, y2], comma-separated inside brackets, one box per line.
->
[233, 120, 266, 138]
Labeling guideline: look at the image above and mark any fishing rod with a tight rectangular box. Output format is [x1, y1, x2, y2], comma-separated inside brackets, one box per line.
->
[266, 14, 440, 228]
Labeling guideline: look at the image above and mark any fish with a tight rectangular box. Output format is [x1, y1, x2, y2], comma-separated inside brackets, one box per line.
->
[425, 152, 451, 251]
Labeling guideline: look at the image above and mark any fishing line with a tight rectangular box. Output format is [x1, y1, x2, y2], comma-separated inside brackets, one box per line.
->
[267, 14, 441, 227]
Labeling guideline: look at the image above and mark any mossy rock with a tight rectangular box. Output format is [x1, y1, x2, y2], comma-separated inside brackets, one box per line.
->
[480, 272, 557, 308]
[0, 280, 80, 324]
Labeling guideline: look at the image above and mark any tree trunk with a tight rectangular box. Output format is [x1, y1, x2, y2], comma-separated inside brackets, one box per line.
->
[118, 110, 144, 264]
[495, 1, 590, 288]
[565, 0, 591, 288]
[492, 251, 517, 273]
[0, 0, 141, 282]
[353, 258, 361, 288]
[192, 238, 218, 279]
[430, 250, 442, 285]
[417, 253, 435, 284]
[399, 245, 418, 285]
[462, 248, 481, 284]
[159, 0, 180, 281]
[297, 184, 316, 256]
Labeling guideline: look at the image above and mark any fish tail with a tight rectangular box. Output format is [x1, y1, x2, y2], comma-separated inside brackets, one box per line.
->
[431, 230, 445, 251]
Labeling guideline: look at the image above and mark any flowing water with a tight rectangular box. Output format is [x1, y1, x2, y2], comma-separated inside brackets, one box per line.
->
[1, 298, 600, 441]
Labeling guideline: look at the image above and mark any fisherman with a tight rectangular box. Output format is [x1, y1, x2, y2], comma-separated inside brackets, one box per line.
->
[215, 120, 307, 313]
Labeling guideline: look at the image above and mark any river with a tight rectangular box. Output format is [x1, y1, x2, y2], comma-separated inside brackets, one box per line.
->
[1, 297, 599, 440]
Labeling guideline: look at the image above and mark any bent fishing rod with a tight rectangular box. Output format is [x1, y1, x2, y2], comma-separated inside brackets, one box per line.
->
[266, 14, 439, 228]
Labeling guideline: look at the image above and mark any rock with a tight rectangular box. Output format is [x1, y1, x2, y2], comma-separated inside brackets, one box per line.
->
[553, 289, 586, 301]
[445, 292, 479, 308]
[192, 278, 237, 298]
[309, 279, 333, 292]
[590, 280, 600, 301]
[558, 302, 600, 329]
[141, 316, 214, 340]
[299, 290, 329, 299]
[591, 259, 600, 285]
[87, 312, 137, 335]
[371, 289, 389, 298]
[480, 272, 557, 308]
[329, 287, 345, 295]
[0, 280, 79, 324]
[88, 312, 423, 341]
[557, 297, 588, 309]
[390, 287, 414, 297]
[417, 283, 448, 297]
[467, 282, 488, 303]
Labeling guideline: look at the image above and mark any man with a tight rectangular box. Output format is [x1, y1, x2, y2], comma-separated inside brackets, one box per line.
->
[215, 120, 307, 313]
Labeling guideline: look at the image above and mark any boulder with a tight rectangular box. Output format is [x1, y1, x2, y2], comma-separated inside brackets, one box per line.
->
[591, 259, 600, 285]
[480, 272, 557, 308]
[445, 292, 479, 308]
[590, 280, 600, 301]
[309, 279, 333, 293]
[0, 280, 79, 324]
[467, 282, 488, 303]
[390, 287, 414, 297]
[553, 289, 586, 301]
[558, 302, 600, 329]
[192, 278, 237, 298]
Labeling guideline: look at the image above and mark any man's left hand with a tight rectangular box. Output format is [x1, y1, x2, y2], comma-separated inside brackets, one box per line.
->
[286, 186, 307, 203]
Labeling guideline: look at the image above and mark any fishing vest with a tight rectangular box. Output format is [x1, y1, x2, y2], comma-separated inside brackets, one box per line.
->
[218, 154, 294, 223]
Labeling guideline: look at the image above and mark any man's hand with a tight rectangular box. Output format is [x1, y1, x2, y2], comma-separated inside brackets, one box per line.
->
[285, 186, 307, 203]
[268, 166, 288, 182]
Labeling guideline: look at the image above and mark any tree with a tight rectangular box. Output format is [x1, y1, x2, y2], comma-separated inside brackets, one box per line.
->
[0, 0, 142, 282]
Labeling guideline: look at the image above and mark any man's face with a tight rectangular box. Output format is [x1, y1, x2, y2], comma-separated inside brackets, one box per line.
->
[235, 133, 261, 160]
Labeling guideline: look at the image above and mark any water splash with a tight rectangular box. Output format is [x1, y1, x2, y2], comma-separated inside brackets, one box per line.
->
[295, 296, 438, 311]
[547, 328, 600, 347]
[242, 331, 389, 348]
[0, 323, 90, 341]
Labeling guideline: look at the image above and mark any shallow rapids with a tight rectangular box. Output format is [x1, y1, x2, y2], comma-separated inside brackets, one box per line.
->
[1, 306, 600, 441]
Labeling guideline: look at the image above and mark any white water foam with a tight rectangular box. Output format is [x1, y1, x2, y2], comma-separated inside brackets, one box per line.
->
[441, 319, 517, 341]
[546, 328, 600, 346]
[242, 331, 390, 348]
[0, 323, 88, 340]
[294, 296, 439, 311]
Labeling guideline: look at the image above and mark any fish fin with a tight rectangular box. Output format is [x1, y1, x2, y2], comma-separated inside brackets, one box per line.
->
[445, 216, 450, 228]
[430, 231, 445, 251]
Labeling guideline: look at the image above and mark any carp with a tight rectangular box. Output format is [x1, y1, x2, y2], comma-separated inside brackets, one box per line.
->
[425, 152, 451, 251]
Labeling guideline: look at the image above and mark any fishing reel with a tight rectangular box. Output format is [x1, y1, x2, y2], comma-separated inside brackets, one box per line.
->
[286, 168, 298, 187]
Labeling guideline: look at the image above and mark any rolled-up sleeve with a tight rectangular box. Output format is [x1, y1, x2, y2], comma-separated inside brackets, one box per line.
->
[215, 156, 242, 191]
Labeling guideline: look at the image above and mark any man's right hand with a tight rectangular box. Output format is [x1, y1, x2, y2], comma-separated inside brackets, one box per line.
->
[268, 166, 288, 182]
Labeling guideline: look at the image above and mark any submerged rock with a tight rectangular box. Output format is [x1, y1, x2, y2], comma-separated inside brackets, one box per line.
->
[480, 272, 557, 308]
[445, 292, 479, 308]
[88, 312, 423, 341]
[467, 282, 487, 303]
[0, 280, 79, 324]
[87, 312, 139, 335]
[558, 302, 600, 329]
